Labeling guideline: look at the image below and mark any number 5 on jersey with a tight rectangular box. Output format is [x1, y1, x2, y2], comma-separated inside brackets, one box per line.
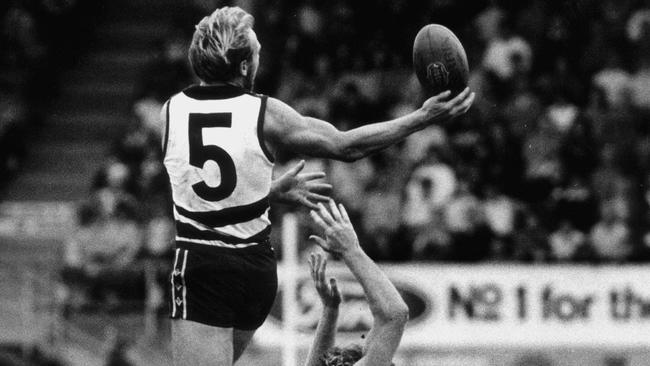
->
[188, 113, 236, 202]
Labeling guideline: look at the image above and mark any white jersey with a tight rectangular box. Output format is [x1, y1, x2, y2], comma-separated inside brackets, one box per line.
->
[163, 84, 274, 248]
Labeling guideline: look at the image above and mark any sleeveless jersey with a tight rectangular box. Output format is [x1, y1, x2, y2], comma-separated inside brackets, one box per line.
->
[163, 84, 274, 248]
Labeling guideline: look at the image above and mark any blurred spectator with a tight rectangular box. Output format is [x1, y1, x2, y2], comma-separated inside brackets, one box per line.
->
[136, 31, 194, 103]
[62, 200, 144, 310]
[481, 17, 532, 84]
[402, 150, 457, 230]
[551, 175, 598, 232]
[483, 184, 517, 242]
[522, 117, 563, 205]
[626, 3, 650, 44]
[628, 58, 650, 112]
[360, 183, 402, 261]
[445, 180, 493, 262]
[474, 0, 504, 43]
[0, 88, 28, 181]
[548, 220, 586, 262]
[590, 201, 632, 262]
[592, 52, 631, 108]
[512, 213, 549, 262]
[328, 158, 374, 214]
[104, 336, 135, 366]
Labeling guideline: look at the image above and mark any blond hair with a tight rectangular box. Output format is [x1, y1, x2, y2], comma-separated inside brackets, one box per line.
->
[189, 6, 255, 83]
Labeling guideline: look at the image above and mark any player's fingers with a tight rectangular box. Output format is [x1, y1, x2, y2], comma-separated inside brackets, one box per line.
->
[330, 278, 340, 297]
[317, 203, 336, 225]
[310, 210, 330, 231]
[306, 182, 333, 193]
[285, 160, 305, 176]
[307, 193, 331, 203]
[321, 257, 328, 285]
[309, 235, 329, 251]
[448, 87, 470, 107]
[309, 253, 317, 280]
[315, 253, 323, 284]
[301, 198, 320, 210]
[338, 203, 351, 223]
[431, 90, 451, 102]
[300, 172, 326, 181]
[328, 200, 343, 222]
[451, 92, 475, 115]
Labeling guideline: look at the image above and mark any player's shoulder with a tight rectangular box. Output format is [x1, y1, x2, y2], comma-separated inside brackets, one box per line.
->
[265, 96, 301, 122]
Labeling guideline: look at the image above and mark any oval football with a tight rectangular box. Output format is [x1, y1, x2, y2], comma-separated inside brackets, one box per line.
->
[413, 24, 469, 97]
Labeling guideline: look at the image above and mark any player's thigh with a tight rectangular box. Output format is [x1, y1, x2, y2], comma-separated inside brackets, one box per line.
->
[232, 329, 256, 362]
[171, 319, 233, 366]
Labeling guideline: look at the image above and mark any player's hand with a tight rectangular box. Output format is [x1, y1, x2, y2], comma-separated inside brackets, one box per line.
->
[271, 160, 332, 210]
[309, 252, 342, 309]
[309, 200, 360, 255]
[419, 87, 475, 124]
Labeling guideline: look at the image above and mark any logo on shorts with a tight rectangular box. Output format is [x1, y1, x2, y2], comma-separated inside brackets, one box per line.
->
[427, 62, 449, 87]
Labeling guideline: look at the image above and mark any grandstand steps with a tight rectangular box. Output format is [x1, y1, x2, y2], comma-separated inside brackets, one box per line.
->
[60, 79, 136, 96]
[95, 21, 172, 46]
[38, 114, 129, 143]
[56, 82, 131, 114]
[22, 142, 109, 174]
[65, 64, 142, 86]
[2, 6, 167, 202]
[2, 171, 92, 201]
[78, 50, 154, 74]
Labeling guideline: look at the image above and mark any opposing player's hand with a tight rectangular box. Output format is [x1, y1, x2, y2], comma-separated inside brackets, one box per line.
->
[420, 87, 475, 124]
[271, 160, 332, 210]
[309, 200, 360, 255]
[309, 252, 342, 308]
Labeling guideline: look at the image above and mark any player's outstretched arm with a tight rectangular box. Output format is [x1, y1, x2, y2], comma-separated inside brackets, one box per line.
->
[265, 88, 474, 162]
[270, 160, 332, 210]
[304, 252, 342, 366]
[310, 201, 408, 366]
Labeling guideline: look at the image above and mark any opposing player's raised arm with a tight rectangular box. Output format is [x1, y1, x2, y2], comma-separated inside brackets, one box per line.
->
[304, 253, 341, 366]
[264, 88, 474, 162]
[310, 201, 409, 366]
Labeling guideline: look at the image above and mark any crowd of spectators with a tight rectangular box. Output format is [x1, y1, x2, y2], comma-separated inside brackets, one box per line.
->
[0, 0, 98, 190]
[61, 30, 188, 310]
[257, 0, 650, 264]
[66, 0, 650, 311]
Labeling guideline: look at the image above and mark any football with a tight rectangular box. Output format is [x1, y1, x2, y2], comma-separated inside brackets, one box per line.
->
[413, 24, 469, 97]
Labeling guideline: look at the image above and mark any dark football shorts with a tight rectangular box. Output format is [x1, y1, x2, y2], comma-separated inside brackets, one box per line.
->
[169, 240, 278, 330]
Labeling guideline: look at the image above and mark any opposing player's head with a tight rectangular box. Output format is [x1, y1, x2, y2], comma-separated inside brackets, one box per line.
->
[319, 345, 395, 366]
[319, 345, 362, 366]
[189, 6, 260, 90]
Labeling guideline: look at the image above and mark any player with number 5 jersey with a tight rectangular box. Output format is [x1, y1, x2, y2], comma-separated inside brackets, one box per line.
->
[163, 6, 474, 366]
[165, 86, 274, 247]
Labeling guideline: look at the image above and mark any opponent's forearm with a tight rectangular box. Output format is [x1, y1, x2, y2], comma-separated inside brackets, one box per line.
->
[305, 307, 339, 366]
[342, 249, 408, 323]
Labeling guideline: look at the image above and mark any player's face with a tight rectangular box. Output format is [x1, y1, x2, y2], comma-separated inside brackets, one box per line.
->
[244, 29, 260, 91]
